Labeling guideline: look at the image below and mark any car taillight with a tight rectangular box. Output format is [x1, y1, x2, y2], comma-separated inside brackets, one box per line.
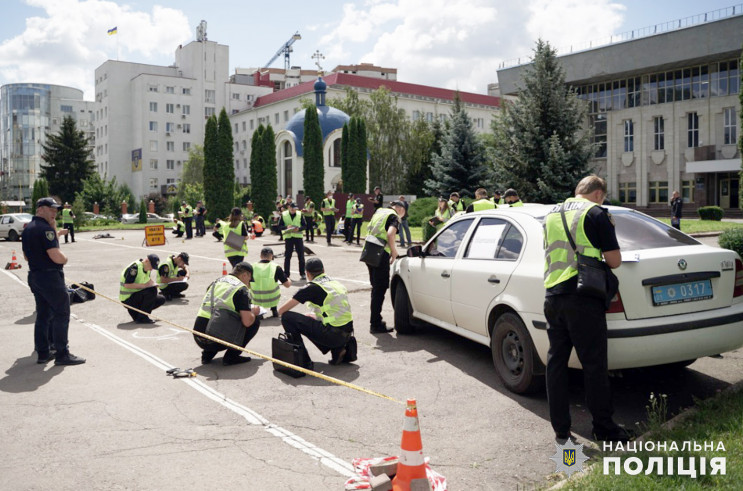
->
[734, 259, 743, 298]
[23, 223, 28, 228]
[606, 291, 624, 314]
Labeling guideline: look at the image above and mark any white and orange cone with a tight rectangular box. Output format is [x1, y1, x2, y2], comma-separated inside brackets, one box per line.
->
[5, 250, 22, 270]
[392, 398, 429, 491]
[222, 262, 228, 276]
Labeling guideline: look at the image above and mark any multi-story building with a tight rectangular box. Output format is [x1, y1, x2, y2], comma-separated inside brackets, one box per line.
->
[229, 72, 500, 194]
[0, 83, 94, 203]
[497, 8, 742, 212]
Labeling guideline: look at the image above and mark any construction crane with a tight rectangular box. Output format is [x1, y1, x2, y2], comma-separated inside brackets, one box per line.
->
[263, 31, 302, 71]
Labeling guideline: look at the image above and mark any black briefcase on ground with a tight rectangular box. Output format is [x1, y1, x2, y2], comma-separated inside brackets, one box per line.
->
[271, 333, 313, 378]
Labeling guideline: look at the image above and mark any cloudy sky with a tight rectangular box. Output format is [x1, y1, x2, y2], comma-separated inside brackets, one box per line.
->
[0, 0, 737, 99]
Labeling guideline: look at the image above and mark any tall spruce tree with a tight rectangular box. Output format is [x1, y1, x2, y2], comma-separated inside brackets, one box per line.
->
[249, 125, 270, 220]
[40, 115, 94, 202]
[341, 122, 351, 193]
[489, 39, 593, 203]
[352, 117, 368, 193]
[425, 94, 489, 198]
[202, 115, 219, 221]
[303, 105, 324, 204]
[32, 177, 50, 205]
[262, 124, 278, 213]
[213, 108, 235, 220]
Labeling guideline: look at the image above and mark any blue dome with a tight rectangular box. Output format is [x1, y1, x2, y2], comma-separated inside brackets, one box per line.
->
[313, 77, 327, 92]
[285, 105, 351, 157]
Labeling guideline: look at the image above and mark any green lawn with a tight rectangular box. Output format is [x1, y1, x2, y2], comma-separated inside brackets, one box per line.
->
[560, 387, 743, 489]
[655, 218, 742, 235]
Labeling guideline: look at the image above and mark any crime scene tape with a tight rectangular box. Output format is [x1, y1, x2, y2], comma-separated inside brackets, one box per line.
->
[72, 283, 402, 404]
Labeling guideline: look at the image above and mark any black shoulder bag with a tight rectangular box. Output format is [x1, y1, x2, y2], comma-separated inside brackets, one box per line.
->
[559, 204, 607, 302]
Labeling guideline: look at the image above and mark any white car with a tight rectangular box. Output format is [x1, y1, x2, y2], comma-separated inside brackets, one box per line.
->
[391, 205, 743, 394]
[0, 213, 33, 241]
[121, 213, 172, 224]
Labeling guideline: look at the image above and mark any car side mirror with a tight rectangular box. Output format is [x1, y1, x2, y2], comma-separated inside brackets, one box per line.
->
[407, 245, 423, 257]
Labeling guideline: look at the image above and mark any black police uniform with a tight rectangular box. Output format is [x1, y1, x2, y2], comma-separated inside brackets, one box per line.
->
[21, 216, 71, 360]
[193, 287, 260, 365]
[544, 205, 625, 441]
[158, 256, 189, 299]
[367, 212, 399, 331]
[122, 261, 166, 323]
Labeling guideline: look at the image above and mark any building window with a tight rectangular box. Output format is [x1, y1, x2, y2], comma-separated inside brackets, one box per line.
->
[687, 112, 699, 148]
[166, 141, 174, 152]
[242, 121, 246, 131]
[166, 103, 174, 113]
[205, 89, 215, 103]
[205, 107, 215, 118]
[182, 87, 191, 95]
[283, 141, 293, 197]
[618, 182, 636, 204]
[623, 120, 634, 152]
[724, 108, 737, 145]
[166, 86, 174, 94]
[149, 102, 157, 112]
[412, 110, 420, 121]
[250, 120, 254, 130]
[166, 122, 174, 133]
[653, 116, 664, 151]
[591, 114, 607, 158]
[183, 142, 190, 151]
[61, 105, 73, 113]
[182, 105, 190, 115]
[329, 138, 341, 167]
[150, 159, 158, 170]
[243, 159, 248, 169]
[149, 140, 158, 152]
[681, 180, 695, 203]
[183, 124, 191, 134]
[648, 181, 669, 204]
[275, 113, 280, 124]
[148, 85, 158, 92]
[232, 93, 240, 100]
[234, 123, 238, 133]
[150, 178, 158, 188]
[283, 110, 289, 122]
[149, 121, 158, 132]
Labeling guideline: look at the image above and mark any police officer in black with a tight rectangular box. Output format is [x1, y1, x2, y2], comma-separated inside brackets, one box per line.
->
[21, 197, 86, 365]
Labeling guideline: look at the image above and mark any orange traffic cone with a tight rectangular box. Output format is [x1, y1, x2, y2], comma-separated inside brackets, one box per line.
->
[222, 262, 228, 276]
[5, 250, 22, 270]
[392, 399, 429, 491]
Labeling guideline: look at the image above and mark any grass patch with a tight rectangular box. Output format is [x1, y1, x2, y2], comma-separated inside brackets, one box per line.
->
[654, 219, 742, 234]
[561, 387, 743, 489]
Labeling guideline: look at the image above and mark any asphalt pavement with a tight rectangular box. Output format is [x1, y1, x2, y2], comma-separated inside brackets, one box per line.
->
[1, 229, 742, 490]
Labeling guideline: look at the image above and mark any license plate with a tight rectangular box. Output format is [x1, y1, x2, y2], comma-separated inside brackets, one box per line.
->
[652, 280, 712, 306]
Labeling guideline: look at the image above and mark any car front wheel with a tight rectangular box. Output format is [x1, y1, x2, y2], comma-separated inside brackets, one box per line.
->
[491, 312, 544, 394]
[7, 229, 19, 241]
[393, 283, 415, 335]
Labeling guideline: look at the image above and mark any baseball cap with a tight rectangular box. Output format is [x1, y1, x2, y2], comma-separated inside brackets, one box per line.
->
[177, 252, 189, 265]
[504, 188, 518, 198]
[288, 202, 299, 209]
[305, 257, 324, 274]
[146, 254, 160, 269]
[389, 200, 405, 208]
[36, 197, 61, 209]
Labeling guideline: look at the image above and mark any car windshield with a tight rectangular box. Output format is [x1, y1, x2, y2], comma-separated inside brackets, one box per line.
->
[15, 214, 33, 221]
[611, 210, 699, 251]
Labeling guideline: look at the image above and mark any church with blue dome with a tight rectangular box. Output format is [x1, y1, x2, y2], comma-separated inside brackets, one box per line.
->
[275, 77, 353, 196]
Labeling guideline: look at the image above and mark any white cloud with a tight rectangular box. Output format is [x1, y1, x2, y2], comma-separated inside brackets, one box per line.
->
[0, 0, 191, 99]
[320, 0, 626, 93]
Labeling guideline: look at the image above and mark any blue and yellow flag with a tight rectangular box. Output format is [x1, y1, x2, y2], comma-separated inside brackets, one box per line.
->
[107, 26, 117, 35]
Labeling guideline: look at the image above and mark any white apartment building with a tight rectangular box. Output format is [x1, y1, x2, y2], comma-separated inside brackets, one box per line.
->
[0, 83, 94, 203]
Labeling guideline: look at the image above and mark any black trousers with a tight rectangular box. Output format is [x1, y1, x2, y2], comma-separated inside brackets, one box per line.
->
[367, 253, 390, 327]
[160, 282, 188, 297]
[122, 286, 166, 322]
[183, 217, 193, 238]
[28, 269, 70, 356]
[194, 316, 260, 361]
[195, 215, 205, 236]
[352, 218, 363, 244]
[544, 294, 617, 436]
[344, 217, 353, 242]
[173, 229, 184, 237]
[324, 215, 335, 244]
[281, 311, 351, 357]
[283, 237, 305, 277]
[63, 223, 75, 243]
[304, 218, 315, 241]
[227, 255, 244, 267]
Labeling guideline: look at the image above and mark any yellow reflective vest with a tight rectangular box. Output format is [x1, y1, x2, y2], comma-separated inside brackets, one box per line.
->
[251, 261, 280, 308]
[306, 273, 353, 327]
[119, 260, 150, 301]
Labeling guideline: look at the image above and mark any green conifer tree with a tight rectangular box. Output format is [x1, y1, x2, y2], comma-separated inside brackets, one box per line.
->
[341, 122, 351, 193]
[40, 115, 94, 202]
[353, 117, 368, 193]
[32, 177, 50, 205]
[214, 108, 235, 221]
[262, 124, 278, 215]
[303, 105, 324, 204]
[202, 115, 219, 221]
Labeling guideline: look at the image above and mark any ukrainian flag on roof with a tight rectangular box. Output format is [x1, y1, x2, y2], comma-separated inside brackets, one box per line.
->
[107, 26, 117, 35]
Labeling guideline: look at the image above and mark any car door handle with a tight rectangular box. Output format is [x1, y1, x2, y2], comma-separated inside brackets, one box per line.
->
[441, 271, 450, 278]
[488, 277, 500, 284]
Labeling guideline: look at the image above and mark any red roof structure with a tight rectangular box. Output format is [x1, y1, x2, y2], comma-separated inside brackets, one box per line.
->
[253, 72, 499, 108]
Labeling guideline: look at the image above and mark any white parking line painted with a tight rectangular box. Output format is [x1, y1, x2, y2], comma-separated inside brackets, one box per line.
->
[1, 268, 29, 289]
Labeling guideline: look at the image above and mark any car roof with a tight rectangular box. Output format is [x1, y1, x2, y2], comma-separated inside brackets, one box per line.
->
[455, 203, 634, 222]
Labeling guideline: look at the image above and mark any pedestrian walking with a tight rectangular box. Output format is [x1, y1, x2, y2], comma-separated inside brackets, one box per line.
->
[670, 190, 683, 230]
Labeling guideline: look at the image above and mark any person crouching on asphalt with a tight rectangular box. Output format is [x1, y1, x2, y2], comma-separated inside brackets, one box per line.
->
[278, 258, 354, 365]
[251, 247, 292, 318]
[193, 262, 261, 366]
[120, 254, 166, 324]
[157, 252, 190, 301]
[172, 217, 185, 237]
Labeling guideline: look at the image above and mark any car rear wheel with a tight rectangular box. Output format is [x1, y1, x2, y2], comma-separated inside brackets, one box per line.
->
[393, 283, 415, 335]
[7, 229, 19, 241]
[491, 312, 544, 394]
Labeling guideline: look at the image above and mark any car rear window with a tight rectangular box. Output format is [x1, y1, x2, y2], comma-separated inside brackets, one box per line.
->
[612, 210, 699, 250]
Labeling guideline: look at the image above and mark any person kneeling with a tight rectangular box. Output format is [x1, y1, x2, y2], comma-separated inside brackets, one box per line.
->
[120, 254, 166, 324]
[194, 262, 261, 366]
[158, 252, 190, 300]
[278, 258, 354, 365]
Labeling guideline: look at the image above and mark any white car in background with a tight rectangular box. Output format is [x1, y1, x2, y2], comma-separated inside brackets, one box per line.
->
[120, 213, 172, 224]
[0, 213, 33, 241]
[391, 205, 743, 394]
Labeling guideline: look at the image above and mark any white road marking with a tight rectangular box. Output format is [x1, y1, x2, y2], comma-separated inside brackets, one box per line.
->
[131, 327, 185, 340]
[1, 268, 29, 289]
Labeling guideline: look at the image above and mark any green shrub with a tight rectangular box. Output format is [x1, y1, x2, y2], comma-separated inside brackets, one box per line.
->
[697, 206, 724, 221]
[422, 216, 437, 243]
[719, 228, 743, 258]
[408, 197, 438, 228]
